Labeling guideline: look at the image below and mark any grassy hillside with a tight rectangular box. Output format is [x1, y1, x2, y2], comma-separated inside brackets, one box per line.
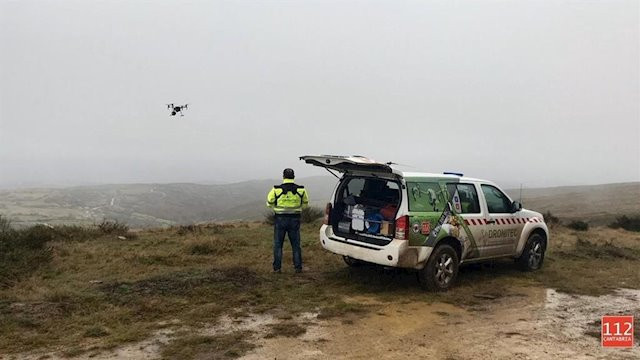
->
[507, 182, 640, 225]
[1, 180, 638, 228]
[0, 177, 338, 228]
[1, 221, 639, 358]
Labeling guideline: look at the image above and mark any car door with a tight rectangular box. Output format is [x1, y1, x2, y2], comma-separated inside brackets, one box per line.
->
[479, 184, 522, 257]
[446, 182, 484, 259]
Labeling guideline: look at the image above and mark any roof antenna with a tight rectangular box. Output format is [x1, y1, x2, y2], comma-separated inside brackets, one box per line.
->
[519, 183, 523, 204]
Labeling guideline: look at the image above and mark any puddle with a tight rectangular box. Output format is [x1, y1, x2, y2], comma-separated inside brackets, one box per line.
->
[543, 288, 640, 340]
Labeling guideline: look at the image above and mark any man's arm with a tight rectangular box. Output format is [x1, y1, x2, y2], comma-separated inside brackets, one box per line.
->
[266, 188, 276, 208]
[301, 189, 310, 208]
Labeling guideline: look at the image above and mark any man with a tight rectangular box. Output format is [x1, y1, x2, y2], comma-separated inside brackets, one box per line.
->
[266, 168, 309, 273]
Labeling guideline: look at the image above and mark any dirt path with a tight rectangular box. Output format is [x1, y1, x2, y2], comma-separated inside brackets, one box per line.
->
[241, 287, 640, 360]
[12, 287, 639, 360]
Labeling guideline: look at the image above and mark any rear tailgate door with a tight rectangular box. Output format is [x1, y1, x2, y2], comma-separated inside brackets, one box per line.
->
[299, 155, 393, 174]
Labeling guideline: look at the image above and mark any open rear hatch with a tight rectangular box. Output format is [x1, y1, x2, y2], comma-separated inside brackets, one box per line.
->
[299, 155, 394, 175]
[301, 155, 401, 246]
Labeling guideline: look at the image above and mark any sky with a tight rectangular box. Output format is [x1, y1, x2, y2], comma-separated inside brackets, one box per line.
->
[1, 0, 638, 189]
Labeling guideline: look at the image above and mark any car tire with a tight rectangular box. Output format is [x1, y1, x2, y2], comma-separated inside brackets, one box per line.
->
[343, 256, 362, 267]
[516, 233, 546, 271]
[417, 244, 459, 291]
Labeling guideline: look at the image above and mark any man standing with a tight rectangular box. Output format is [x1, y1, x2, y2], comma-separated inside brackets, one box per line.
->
[266, 168, 309, 273]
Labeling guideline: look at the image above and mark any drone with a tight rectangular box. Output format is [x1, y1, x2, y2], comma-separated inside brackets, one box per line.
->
[167, 103, 188, 116]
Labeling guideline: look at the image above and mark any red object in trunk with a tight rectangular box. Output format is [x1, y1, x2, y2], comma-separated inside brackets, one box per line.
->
[395, 215, 409, 240]
[323, 203, 332, 225]
[380, 204, 398, 220]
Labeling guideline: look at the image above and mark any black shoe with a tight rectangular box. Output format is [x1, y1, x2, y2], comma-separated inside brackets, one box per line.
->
[274, 269, 281, 273]
[295, 268, 302, 273]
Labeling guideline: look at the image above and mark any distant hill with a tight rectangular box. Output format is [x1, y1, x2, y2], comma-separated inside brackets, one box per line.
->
[0, 176, 338, 228]
[0, 179, 637, 228]
[506, 182, 640, 225]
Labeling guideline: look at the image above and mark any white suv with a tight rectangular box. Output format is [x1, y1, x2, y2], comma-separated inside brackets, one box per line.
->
[301, 155, 549, 291]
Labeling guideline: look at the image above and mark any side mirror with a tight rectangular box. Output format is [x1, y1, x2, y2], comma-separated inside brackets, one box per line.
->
[511, 201, 522, 213]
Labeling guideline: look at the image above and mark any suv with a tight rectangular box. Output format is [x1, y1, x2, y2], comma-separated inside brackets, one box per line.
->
[301, 155, 549, 291]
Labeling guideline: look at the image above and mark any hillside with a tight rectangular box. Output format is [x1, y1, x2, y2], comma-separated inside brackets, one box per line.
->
[0, 176, 338, 227]
[0, 179, 638, 228]
[507, 182, 640, 225]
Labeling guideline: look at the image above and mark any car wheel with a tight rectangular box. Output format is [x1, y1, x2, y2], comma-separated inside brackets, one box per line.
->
[343, 256, 362, 267]
[517, 233, 546, 271]
[417, 244, 459, 291]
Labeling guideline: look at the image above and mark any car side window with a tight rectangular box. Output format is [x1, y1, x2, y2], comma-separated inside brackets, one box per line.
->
[446, 183, 480, 214]
[407, 182, 445, 212]
[481, 184, 512, 213]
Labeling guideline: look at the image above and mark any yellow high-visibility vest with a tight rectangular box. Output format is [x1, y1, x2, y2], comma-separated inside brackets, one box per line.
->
[266, 179, 309, 215]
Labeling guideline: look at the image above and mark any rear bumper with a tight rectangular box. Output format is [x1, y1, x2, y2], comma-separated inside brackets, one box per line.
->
[319, 224, 424, 268]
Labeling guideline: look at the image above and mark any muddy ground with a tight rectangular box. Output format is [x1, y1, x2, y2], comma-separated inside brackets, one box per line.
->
[3, 224, 640, 360]
[11, 286, 639, 360]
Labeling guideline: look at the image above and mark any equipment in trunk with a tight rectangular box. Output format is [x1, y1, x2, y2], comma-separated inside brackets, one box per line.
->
[332, 176, 401, 240]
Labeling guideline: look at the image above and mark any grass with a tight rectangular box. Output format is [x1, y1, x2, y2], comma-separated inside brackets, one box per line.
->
[0, 221, 639, 357]
[161, 331, 256, 359]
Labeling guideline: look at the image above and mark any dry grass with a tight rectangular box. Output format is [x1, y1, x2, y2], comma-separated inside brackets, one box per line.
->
[0, 222, 639, 357]
[160, 331, 256, 359]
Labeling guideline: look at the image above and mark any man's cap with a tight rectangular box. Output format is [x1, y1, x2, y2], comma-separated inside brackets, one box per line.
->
[283, 168, 295, 179]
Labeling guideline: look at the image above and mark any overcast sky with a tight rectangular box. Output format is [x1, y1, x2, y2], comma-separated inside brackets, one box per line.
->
[1, 0, 638, 189]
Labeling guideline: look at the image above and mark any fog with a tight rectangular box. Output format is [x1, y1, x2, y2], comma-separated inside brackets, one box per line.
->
[1, 0, 638, 189]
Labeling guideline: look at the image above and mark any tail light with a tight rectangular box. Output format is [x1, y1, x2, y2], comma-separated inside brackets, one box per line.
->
[395, 215, 409, 240]
[323, 203, 332, 225]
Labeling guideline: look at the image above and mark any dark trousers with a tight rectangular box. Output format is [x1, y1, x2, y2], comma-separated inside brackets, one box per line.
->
[273, 216, 302, 271]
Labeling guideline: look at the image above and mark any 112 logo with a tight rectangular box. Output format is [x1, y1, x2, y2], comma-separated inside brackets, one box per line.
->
[601, 315, 634, 348]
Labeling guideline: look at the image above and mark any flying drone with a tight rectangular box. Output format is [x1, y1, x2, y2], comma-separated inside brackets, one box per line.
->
[167, 103, 188, 116]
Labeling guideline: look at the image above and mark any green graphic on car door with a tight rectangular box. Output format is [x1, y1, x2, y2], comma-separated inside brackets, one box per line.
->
[407, 181, 479, 259]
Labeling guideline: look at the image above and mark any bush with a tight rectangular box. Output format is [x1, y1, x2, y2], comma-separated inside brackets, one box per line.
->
[567, 220, 589, 231]
[176, 224, 201, 236]
[0, 215, 11, 234]
[0, 219, 53, 288]
[97, 220, 129, 235]
[264, 212, 275, 225]
[543, 211, 561, 226]
[301, 207, 324, 224]
[608, 215, 640, 232]
[264, 206, 324, 225]
[189, 243, 215, 255]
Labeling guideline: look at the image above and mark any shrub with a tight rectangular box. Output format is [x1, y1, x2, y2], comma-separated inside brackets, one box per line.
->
[189, 243, 215, 255]
[264, 212, 275, 225]
[542, 211, 561, 226]
[97, 220, 129, 235]
[301, 207, 324, 223]
[264, 206, 324, 225]
[0, 221, 53, 288]
[52, 225, 103, 241]
[608, 215, 640, 232]
[0, 215, 11, 234]
[177, 224, 201, 236]
[567, 220, 589, 231]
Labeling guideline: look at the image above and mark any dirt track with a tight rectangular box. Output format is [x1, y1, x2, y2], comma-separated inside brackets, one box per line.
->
[17, 286, 638, 360]
[241, 287, 640, 360]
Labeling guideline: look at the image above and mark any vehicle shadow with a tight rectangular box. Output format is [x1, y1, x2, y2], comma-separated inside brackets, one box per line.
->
[323, 259, 531, 298]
